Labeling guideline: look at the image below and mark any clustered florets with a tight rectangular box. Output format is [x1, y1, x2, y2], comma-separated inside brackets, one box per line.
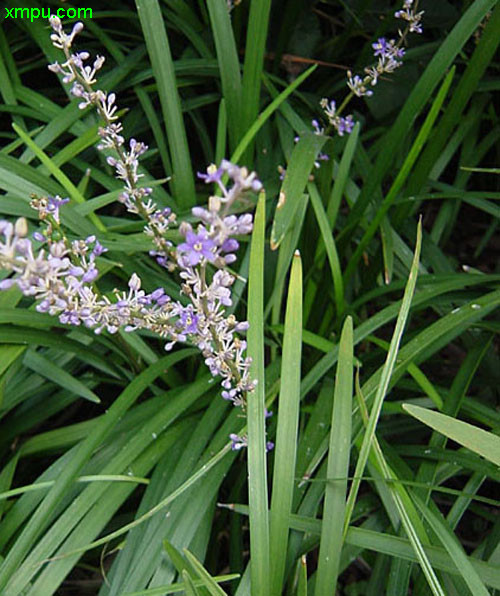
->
[0, 16, 272, 451]
[320, 0, 423, 137]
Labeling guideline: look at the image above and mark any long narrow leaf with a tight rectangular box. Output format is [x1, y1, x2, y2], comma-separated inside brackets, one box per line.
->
[316, 316, 353, 594]
[269, 251, 302, 596]
[246, 192, 270, 596]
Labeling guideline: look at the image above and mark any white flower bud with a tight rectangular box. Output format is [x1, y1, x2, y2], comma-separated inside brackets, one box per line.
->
[15, 218, 28, 237]
[208, 195, 221, 212]
[128, 273, 141, 292]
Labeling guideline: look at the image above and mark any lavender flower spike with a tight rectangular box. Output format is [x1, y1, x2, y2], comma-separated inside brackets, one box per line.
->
[318, 0, 423, 139]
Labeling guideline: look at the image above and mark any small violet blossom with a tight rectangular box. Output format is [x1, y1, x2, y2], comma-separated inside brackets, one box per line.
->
[178, 229, 216, 266]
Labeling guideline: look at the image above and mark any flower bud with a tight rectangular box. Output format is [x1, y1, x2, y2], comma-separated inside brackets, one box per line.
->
[15, 218, 28, 237]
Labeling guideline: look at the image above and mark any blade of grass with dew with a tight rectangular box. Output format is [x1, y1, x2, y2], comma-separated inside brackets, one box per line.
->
[136, 0, 195, 208]
[308, 181, 345, 317]
[414, 339, 491, 502]
[343, 67, 454, 284]
[403, 405, 500, 467]
[246, 191, 270, 596]
[315, 316, 353, 595]
[206, 0, 243, 150]
[343, 219, 422, 536]
[411, 493, 490, 596]
[269, 251, 302, 596]
[270, 132, 327, 250]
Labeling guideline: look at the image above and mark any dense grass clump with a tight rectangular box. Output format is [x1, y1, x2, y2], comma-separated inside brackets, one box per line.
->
[0, 1, 499, 595]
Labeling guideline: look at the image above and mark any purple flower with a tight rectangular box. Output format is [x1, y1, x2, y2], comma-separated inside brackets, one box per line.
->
[47, 196, 70, 223]
[229, 433, 247, 451]
[372, 37, 388, 57]
[177, 306, 199, 334]
[197, 165, 224, 184]
[177, 230, 216, 266]
[337, 115, 354, 136]
[92, 240, 107, 257]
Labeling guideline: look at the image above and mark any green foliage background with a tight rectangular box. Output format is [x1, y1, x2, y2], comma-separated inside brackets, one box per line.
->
[0, 0, 499, 594]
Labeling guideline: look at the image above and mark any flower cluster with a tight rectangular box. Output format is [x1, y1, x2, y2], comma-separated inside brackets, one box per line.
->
[319, 0, 423, 137]
[0, 17, 271, 452]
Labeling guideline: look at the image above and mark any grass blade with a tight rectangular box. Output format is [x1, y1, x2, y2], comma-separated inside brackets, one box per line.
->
[231, 66, 317, 166]
[308, 182, 344, 317]
[206, 0, 243, 150]
[136, 0, 195, 207]
[269, 251, 302, 596]
[412, 493, 490, 596]
[342, 0, 496, 236]
[0, 351, 196, 590]
[12, 123, 105, 232]
[246, 192, 270, 596]
[241, 0, 272, 154]
[270, 132, 326, 250]
[403, 405, 500, 467]
[343, 219, 422, 536]
[316, 316, 353, 594]
[343, 66, 454, 283]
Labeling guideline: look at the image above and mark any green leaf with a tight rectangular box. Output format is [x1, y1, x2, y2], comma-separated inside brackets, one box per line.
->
[183, 549, 228, 596]
[206, 0, 243, 150]
[343, 0, 497, 235]
[246, 191, 270, 596]
[241, 0, 272, 153]
[344, 220, 422, 536]
[270, 132, 327, 250]
[308, 182, 344, 317]
[136, 0, 195, 207]
[231, 66, 317, 166]
[23, 350, 100, 404]
[316, 316, 353, 595]
[403, 405, 500, 467]
[269, 251, 302, 596]
[412, 493, 490, 596]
